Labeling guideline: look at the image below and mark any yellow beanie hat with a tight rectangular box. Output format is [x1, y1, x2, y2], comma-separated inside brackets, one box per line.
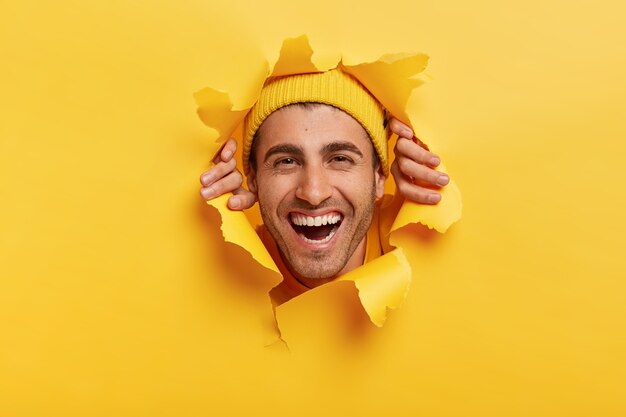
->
[242, 68, 390, 176]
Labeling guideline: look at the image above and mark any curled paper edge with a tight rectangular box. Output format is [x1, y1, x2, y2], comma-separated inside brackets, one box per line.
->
[339, 247, 411, 327]
[205, 195, 281, 280]
[392, 168, 463, 234]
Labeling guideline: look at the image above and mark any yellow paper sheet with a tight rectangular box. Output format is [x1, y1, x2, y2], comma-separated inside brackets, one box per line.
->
[3, 1, 626, 415]
[195, 35, 462, 339]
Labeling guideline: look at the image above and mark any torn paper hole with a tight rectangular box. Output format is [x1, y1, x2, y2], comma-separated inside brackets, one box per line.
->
[196, 35, 462, 343]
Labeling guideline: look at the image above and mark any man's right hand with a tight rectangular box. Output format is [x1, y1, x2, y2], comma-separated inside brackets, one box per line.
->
[199, 138, 257, 210]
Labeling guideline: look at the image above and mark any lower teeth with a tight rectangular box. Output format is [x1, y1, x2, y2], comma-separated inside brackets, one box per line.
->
[299, 226, 337, 244]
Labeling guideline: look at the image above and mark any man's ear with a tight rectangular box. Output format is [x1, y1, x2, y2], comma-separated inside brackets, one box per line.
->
[374, 163, 386, 199]
[246, 167, 258, 195]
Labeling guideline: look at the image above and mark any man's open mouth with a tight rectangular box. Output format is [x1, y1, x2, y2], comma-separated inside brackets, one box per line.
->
[289, 212, 343, 245]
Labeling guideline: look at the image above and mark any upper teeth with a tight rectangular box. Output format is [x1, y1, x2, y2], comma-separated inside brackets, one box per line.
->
[291, 213, 341, 226]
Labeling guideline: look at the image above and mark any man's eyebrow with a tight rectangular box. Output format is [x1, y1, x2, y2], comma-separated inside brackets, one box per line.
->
[321, 141, 364, 158]
[263, 143, 304, 163]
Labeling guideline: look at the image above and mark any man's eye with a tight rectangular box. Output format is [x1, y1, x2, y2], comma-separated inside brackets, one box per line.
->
[330, 155, 352, 163]
[275, 157, 297, 167]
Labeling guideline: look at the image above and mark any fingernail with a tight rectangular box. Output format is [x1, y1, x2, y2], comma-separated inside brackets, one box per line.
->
[436, 174, 449, 186]
[403, 129, 413, 138]
[429, 193, 442, 203]
[201, 187, 214, 199]
[228, 197, 240, 209]
[222, 150, 233, 160]
[429, 156, 440, 166]
[201, 172, 213, 185]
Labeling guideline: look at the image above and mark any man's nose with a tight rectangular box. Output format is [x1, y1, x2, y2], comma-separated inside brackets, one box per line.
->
[295, 165, 333, 206]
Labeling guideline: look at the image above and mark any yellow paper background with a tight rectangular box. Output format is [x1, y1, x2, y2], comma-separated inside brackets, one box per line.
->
[1, 1, 625, 416]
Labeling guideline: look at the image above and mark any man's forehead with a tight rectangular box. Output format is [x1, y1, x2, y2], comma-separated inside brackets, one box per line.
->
[255, 103, 370, 148]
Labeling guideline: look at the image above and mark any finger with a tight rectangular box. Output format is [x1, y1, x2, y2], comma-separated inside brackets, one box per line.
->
[413, 135, 430, 152]
[391, 161, 442, 204]
[227, 188, 257, 210]
[395, 137, 441, 167]
[389, 118, 414, 138]
[220, 138, 237, 162]
[395, 155, 449, 188]
[398, 182, 442, 204]
[199, 157, 237, 187]
[211, 137, 238, 164]
[200, 170, 243, 200]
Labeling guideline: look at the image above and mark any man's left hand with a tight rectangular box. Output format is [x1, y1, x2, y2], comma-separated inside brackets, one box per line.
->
[389, 118, 449, 204]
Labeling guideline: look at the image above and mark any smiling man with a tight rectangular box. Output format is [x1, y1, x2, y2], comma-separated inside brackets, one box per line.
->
[249, 103, 385, 292]
[200, 67, 449, 303]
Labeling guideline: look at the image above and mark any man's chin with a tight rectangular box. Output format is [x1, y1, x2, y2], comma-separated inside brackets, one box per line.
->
[285, 254, 345, 281]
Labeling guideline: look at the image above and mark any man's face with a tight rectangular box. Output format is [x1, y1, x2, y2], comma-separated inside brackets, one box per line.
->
[247, 104, 386, 281]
